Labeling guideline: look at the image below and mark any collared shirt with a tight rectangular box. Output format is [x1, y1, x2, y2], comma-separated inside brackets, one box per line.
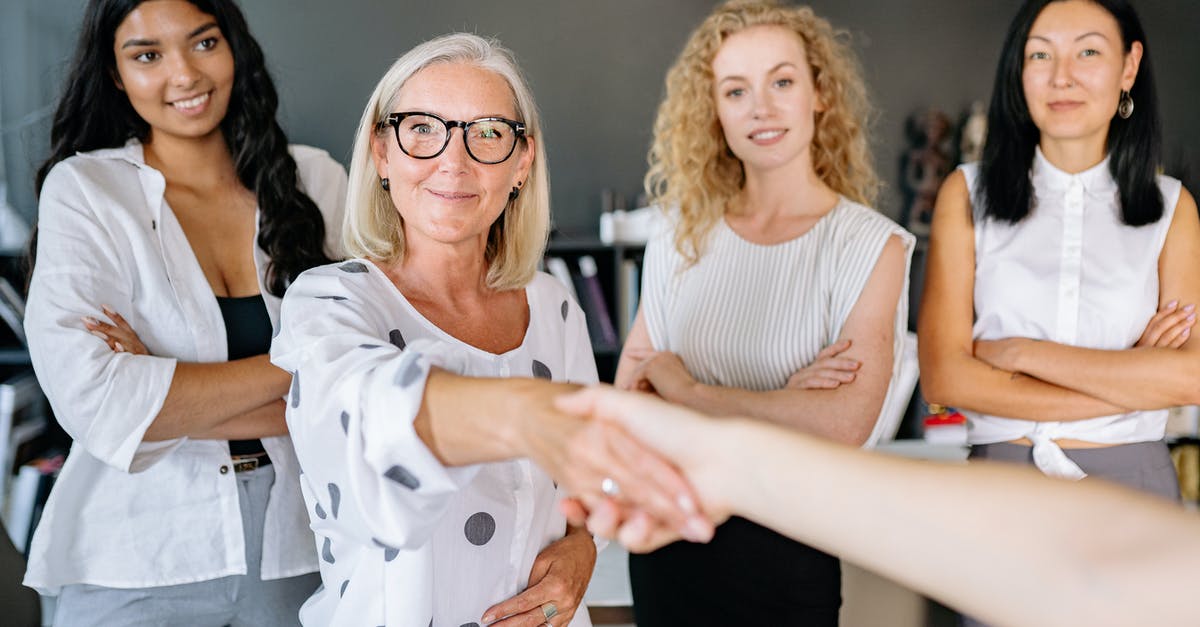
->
[23, 140, 347, 593]
[271, 265, 597, 627]
[963, 148, 1183, 479]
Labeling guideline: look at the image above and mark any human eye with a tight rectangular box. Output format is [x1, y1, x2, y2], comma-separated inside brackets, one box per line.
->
[195, 36, 220, 51]
[773, 78, 793, 88]
[1027, 50, 1050, 61]
[1079, 48, 1101, 58]
[724, 87, 745, 98]
[473, 123, 505, 140]
[131, 50, 160, 63]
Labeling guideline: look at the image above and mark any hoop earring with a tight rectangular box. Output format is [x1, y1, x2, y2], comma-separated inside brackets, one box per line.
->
[380, 177, 390, 191]
[1118, 90, 1134, 119]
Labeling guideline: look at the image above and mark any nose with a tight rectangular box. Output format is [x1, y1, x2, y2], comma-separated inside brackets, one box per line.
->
[168, 54, 202, 91]
[1051, 57, 1075, 88]
[436, 127, 471, 173]
[752, 90, 776, 119]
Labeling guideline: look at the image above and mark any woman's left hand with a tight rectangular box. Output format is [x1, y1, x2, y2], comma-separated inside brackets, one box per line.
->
[481, 527, 597, 626]
[629, 351, 696, 401]
[82, 305, 149, 355]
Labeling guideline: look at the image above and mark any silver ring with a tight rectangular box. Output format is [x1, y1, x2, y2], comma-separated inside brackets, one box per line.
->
[541, 601, 558, 620]
[600, 476, 621, 497]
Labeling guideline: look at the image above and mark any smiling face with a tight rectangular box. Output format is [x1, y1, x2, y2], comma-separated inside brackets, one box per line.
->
[711, 24, 824, 175]
[1022, 0, 1142, 148]
[112, 0, 235, 143]
[371, 62, 534, 253]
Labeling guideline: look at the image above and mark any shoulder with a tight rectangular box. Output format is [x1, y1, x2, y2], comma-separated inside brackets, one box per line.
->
[528, 271, 576, 305]
[827, 200, 914, 250]
[289, 144, 347, 187]
[42, 146, 142, 193]
[287, 259, 377, 301]
[1156, 173, 1184, 211]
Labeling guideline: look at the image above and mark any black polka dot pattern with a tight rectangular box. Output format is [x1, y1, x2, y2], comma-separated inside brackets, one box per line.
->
[315, 295, 348, 301]
[340, 411, 350, 435]
[339, 579, 349, 597]
[460, 623, 480, 627]
[289, 372, 300, 408]
[389, 329, 406, 350]
[561, 300, 569, 321]
[328, 483, 341, 518]
[395, 358, 423, 387]
[321, 537, 335, 563]
[464, 512, 496, 546]
[314, 502, 326, 519]
[373, 538, 401, 562]
[359, 344, 383, 349]
[339, 261, 369, 273]
[384, 465, 420, 490]
[532, 360, 552, 380]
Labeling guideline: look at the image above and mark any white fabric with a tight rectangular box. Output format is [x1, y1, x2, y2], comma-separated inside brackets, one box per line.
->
[641, 199, 914, 446]
[270, 265, 597, 627]
[23, 140, 347, 594]
[962, 148, 1183, 479]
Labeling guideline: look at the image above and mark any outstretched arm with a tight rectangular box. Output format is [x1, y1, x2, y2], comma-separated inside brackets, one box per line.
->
[559, 387, 1200, 627]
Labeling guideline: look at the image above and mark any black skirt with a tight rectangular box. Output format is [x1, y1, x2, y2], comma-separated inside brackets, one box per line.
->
[629, 516, 841, 626]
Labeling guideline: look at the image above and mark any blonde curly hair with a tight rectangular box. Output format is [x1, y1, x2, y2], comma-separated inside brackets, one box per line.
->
[646, 0, 878, 264]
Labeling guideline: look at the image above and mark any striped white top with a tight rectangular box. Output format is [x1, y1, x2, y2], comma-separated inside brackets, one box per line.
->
[641, 199, 914, 441]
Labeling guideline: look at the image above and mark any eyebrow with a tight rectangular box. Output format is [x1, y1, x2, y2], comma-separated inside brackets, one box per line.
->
[716, 61, 797, 85]
[120, 22, 218, 49]
[1027, 31, 1110, 45]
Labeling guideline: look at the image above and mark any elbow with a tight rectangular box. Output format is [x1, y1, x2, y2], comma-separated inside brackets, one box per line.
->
[917, 369, 957, 409]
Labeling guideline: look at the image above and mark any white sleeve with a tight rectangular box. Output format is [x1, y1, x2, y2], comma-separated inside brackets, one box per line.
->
[25, 164, 180, 473]
[638, 229, 674, 351]
[271, 264, 480, 551]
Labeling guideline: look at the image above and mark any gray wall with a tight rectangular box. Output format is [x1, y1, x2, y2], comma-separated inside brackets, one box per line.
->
[2, 0, 1198, 235]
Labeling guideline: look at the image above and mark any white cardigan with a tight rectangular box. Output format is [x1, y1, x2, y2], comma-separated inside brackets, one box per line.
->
[23, 140, 346, 593]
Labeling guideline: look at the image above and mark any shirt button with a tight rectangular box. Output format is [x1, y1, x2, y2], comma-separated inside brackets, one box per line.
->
[219, 465, 230, 474]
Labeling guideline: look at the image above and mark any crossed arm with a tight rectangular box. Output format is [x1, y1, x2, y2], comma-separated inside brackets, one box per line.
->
[917, 172, 1200, 421]
[614, 235, 907, 446]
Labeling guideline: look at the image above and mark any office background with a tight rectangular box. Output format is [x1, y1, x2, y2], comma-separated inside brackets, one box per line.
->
[2, 0, 1197, 238]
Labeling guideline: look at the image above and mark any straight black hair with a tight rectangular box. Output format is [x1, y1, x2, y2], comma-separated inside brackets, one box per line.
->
[33, 0, 331, 295]
[978, 0, 1163, 226]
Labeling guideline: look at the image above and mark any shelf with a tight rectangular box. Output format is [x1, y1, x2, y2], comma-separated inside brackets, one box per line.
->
[0, 348, 30, 366]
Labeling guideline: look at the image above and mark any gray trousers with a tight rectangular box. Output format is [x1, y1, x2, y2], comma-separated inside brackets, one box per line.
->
[53, 465, 320, 627]
[960, 440, 1179, 627]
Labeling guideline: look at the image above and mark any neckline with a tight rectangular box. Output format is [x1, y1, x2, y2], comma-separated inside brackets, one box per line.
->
[719, 196, 846, 249]
[362, 260, 533, 358]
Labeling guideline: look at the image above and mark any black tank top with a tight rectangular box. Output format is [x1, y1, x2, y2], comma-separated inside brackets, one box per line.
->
[216, 295, 272, 462]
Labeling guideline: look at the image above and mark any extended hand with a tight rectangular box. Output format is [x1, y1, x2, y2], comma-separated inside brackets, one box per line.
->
[481, 528, 596, 626]
[82, 305, 149, 355]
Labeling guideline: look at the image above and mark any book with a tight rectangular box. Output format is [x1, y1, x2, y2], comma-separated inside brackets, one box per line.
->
[0, 278, 25, 347]
[543, 257, 579, 302]
[573, 255, 618, 349]
[616, 258, 640, 339]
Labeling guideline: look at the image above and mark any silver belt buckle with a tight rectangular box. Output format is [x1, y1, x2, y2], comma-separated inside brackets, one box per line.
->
[231, 457, 260, 473]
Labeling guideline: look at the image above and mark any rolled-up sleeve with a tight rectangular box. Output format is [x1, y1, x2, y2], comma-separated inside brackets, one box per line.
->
[271, 267, 480, 552]
[25, 165, 179, 473]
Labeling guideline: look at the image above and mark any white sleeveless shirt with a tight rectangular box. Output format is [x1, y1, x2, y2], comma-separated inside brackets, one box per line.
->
[962, 148, 1182, 478]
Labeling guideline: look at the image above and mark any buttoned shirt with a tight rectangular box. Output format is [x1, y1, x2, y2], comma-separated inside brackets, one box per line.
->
[23, 140, 347, 593]
[271, 265, 596, 627]
[963, 148, 1182, 478]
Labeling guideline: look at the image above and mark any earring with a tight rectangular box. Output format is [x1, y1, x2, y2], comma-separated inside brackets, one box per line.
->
[1118, 90, 1134, 119]
[380, 177, 390, 191]
[508, 186, 520, 202]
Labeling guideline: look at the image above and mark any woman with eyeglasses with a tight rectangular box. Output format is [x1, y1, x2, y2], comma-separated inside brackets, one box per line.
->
[270, 33, 707, 627]
[22, 0, 344, 624]
[920, 0, 1199, 499]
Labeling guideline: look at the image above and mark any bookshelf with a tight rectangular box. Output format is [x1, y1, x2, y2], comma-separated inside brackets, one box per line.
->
[544, 234, 645, 382]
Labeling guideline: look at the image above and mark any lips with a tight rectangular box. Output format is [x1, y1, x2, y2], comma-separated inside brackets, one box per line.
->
[1047, 100, 1084, 112]
[427, 189, 477, 201]
[747, 128, 788, 145]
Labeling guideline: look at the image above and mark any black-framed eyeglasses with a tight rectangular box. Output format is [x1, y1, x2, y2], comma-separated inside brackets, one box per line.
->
[376, 111, 527, 165]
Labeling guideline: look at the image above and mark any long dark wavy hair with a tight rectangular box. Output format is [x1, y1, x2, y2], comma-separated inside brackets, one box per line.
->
[978, 0, 1163, 226]
[33, 0, 330, 295]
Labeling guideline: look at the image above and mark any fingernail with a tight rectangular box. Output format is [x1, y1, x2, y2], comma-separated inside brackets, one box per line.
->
[82, 316, 99, 326]
[481, 613, 494, 623]
[1188, 313, 1196, 323]
[1186, 304, 1196, 313]
[89, 330, 108, 340]
[677, 493, 697, 515]
[101, 304, 114, 312]
[683, 516, 712, 542]
[1168, 300, 1179, 309]
[114, 342, 125, 352]
[1184, 328, 1191, 337]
